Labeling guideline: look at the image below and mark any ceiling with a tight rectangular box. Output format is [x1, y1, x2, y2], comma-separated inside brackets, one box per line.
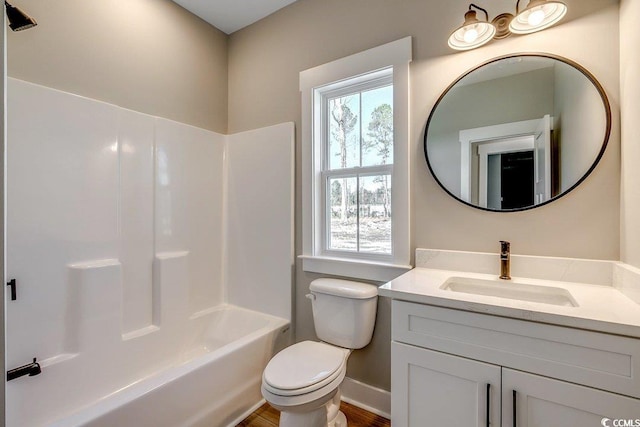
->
[173, 0, 299, 34]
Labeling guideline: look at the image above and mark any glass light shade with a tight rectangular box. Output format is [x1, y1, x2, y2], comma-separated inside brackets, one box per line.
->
[448, 11, 496, 51]
[509, 0, 567, 34]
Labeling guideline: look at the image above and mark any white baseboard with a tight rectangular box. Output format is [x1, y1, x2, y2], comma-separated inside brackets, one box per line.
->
[340, 377, 391, 419]
[228, 380, 391, 424]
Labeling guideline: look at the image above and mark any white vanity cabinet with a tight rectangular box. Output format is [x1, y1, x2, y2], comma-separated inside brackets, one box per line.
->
[392, 342, 500, 426]
[391, 300, 640, 426]
[503, 369, 640, 426]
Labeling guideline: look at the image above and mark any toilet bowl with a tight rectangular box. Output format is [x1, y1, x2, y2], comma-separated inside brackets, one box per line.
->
[261, 341, 351, 427]
[261, 278, 378, 427]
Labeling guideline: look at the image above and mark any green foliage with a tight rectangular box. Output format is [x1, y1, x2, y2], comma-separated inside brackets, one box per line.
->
[365, 103, 393, 164]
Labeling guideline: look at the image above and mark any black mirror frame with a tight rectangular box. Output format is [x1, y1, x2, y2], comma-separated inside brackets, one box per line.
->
[423, 52, 612, 213]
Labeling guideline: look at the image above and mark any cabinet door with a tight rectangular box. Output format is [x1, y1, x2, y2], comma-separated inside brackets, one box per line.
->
[503, 368, 640, 427]
[392, 342, 501, 427]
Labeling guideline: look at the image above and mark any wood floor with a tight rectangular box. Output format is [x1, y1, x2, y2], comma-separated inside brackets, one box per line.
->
[236, 402, 390, 427]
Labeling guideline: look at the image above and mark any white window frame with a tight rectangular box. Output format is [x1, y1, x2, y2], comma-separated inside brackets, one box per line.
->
[299, 37, 412, 282]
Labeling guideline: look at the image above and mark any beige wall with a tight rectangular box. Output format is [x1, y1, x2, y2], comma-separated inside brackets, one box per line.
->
[620, 0, 640, 268]
[229, 0, 621, 391]
[7, 0, 228, 133]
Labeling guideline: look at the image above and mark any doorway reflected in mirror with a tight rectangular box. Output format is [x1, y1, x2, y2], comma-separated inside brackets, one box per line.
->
[424, 54, 611, 212]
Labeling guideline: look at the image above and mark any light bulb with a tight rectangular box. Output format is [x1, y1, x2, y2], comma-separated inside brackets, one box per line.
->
[463, 27, 479, 43]
[448, 8, 496, 50]
[527, 8, 546, 26]
[510, 0, 567, 34]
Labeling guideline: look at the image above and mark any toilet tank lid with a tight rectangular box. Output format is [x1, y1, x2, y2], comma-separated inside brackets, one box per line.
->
[310, 278, 378, 299]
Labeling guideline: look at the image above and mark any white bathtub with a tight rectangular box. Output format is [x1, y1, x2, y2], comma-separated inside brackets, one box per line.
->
[47, 305, 289, 427]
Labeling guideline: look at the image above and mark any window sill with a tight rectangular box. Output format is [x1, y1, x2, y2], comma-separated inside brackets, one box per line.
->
[299, 255, 412, 282]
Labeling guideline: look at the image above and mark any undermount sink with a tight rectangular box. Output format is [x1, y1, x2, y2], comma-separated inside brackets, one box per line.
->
[440, 277, 579, 307]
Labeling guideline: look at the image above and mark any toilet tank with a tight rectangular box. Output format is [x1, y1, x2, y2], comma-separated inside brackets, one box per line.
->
[309, 278, 378, 349]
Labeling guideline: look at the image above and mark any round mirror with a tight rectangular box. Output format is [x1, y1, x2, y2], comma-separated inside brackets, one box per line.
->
[424, 53, 611, 212]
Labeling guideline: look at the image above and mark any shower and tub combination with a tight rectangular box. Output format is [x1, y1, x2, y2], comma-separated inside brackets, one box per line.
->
[50, 306, 289, 427]
[5, 78, 294, 426]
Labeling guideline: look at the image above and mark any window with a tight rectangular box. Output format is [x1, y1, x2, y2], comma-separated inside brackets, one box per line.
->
[300, 37, 412, 281]
[322, 73, 393, 255]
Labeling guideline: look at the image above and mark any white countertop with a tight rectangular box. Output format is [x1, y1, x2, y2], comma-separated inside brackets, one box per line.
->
[379, 267, 640, 339]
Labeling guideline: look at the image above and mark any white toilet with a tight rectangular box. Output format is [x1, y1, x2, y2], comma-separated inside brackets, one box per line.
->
[261, 278, 378, 427]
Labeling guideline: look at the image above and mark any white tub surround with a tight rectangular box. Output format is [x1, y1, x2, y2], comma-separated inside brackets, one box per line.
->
[6, 79, 294, 426]
[380, 249, 640, 338]
[226, 124, 295, 320]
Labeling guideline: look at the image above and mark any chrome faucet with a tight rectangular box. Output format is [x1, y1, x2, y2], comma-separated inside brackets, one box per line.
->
[499, 240, 511, 280]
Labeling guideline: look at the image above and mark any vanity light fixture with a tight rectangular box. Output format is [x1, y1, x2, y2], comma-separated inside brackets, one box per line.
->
[448, 0, 567, 51]
[448, 4, 496, 51]
[509, 0, 567, 34]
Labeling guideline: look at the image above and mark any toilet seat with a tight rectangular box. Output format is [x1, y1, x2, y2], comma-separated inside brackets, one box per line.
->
[262, 341, 349, 397]
[261, 366, 346, 410]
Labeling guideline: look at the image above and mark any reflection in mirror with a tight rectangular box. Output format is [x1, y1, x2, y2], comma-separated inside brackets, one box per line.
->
[424, 54, 611, 211]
